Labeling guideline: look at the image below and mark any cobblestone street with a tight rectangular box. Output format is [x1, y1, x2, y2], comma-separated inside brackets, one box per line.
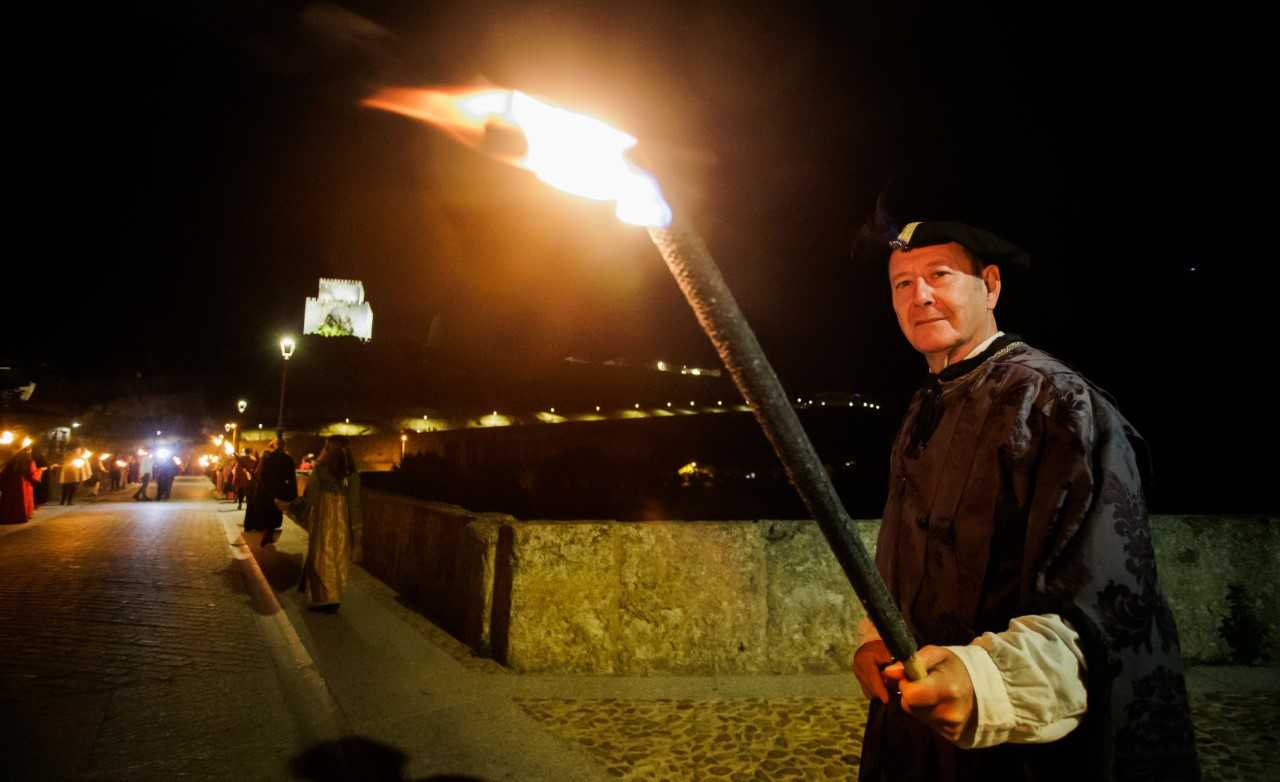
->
[1, 493, 1276, 781]
[0, 499, 301, 780]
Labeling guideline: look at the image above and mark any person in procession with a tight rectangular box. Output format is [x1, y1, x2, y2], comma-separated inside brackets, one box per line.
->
[277, 436, 362, 612]
[1, 443, 45, 524]
[244, 434, 297, 546]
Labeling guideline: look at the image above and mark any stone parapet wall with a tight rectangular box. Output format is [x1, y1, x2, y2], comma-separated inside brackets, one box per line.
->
[1151, 515, 1279, 662]
[352, 489, 1278, 673]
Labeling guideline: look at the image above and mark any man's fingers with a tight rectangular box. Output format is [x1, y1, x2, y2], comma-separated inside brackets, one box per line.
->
[912, 645, 952, 670]
[899, 678, 943, 710]
[884, 645, 949, 681]
[857, 677, 889, 704]
[852, 641, 894, 704]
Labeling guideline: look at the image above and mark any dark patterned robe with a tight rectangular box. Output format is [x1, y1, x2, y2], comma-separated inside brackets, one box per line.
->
[244, 448, 298, 533]
[860, 335, 1200, 782]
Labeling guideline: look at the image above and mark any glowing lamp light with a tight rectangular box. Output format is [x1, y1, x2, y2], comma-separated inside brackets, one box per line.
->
[115, 459, 127, 468]
[72, 458, 85, 468]
[595, 405, 601, 412]
[72, 422, 81, 428]
[198, 456, 210, 468]
[0, 431, 13, 444]
[99, 453, 111, 460]
[172, 457, 182, 466]
[157, 448, 172, 460]
[82, 450, 93, 460]
[550, 407, 556, 413]
[280, 336, 296, 359]
[223, 442, 235, 456]
[22, 437, 33, 448]
[364, 87, 672, 228]
[238, 399, 248, 413]
[400, 434, 408, 442]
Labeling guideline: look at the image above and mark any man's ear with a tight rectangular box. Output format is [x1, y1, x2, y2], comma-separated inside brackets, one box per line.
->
[982, 264, 1002, 310]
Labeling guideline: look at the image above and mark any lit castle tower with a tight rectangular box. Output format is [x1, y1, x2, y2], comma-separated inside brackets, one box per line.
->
[303, 278, 374, 340]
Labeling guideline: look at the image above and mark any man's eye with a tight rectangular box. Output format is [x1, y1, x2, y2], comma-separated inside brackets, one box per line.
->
[931, 270, 951, 279]
[894, 280, 912, 290]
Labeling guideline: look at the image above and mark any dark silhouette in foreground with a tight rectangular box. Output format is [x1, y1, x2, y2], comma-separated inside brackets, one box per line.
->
[291, 736, 486, 782]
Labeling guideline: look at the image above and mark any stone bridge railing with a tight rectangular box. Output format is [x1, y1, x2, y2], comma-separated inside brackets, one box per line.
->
[351, 488, 1278, 674]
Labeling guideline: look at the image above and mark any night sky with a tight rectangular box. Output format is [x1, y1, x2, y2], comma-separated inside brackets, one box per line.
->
[8, 2, 1265, 511]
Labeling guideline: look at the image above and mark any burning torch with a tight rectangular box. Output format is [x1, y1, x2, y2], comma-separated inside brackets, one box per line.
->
[365, 86, 925, 681]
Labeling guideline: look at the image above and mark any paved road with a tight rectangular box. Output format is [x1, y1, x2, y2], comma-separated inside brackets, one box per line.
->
[2, 491, 1276, 781]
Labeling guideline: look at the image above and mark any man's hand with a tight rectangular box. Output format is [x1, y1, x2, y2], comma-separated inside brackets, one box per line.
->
[883, 645, 976, 744]
[852, 639, 895, 704]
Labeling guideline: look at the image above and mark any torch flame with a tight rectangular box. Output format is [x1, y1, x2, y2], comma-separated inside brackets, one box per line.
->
[364, 86, 672, 228]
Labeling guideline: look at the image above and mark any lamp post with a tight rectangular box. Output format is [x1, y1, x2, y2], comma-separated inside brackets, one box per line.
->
[235, 399, 247, 453]
[277, 337, 295, 430]
[400, 433, 408, 464]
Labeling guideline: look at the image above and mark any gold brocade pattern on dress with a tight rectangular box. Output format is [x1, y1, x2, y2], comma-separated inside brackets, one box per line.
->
[304, 490, 351, 606]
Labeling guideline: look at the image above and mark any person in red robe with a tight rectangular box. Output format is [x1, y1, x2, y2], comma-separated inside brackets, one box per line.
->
[1, 445, 45, 524]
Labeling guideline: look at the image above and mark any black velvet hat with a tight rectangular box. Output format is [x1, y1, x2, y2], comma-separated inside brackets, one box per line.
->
[888, 220, 1031, 268]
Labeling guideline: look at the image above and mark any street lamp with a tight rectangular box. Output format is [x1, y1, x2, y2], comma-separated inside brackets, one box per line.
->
[277, 336, 295, 430]
[233, 400, 248, 452]
[400, 433, 408, 464]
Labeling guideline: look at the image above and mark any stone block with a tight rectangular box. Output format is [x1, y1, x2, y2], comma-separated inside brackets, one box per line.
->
[762, 520, 878, 673]
[500, 522, 619, 672]
[616, 522, 768, 673]
[457, 514, 509, 655]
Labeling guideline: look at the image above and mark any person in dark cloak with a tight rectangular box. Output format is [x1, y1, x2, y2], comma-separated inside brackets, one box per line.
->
[33, 449, 50, 506]
[234, 448, 255, 510]
[243, 434, 297, 546]
[153, 457, 173, 501]
[851, 220, 1199, 781]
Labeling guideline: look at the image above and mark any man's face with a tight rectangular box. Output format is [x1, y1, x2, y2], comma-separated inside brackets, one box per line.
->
[888, 242, 1001, 367]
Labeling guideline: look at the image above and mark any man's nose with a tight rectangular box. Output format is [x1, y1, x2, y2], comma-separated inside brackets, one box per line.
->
[913, 277, 935, 306]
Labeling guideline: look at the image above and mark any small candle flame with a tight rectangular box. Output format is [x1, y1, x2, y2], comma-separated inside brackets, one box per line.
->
[364, 86, 672, 228]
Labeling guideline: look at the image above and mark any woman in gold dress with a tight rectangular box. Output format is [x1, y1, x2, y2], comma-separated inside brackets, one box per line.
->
[278, 436, 362, 612]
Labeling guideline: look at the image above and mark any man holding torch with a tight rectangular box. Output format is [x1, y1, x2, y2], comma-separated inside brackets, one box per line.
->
[852, 219, 1199, 781]
[360, 83, 1197, 781]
